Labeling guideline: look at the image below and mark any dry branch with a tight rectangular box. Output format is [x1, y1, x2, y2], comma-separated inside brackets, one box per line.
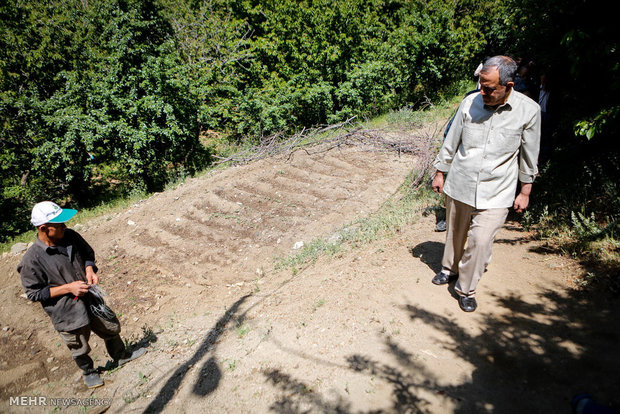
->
[213, 118, 439, 191]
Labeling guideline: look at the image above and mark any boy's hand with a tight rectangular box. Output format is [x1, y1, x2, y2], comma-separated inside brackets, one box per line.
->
[68, 281, 90, 297]
[86, 266, 99, 285]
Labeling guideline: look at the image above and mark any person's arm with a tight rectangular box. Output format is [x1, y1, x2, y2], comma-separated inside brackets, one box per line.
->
[50, 281, 91, 298]
[18, 258, 52, 303]
[19, 258, 91, 302]
[514, 107, 542, 212]
[432, 101, 466, 193]
[71, 229, 99, 284]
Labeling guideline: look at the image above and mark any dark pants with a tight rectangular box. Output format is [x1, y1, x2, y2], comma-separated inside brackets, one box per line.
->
[58, 312, 124, 374]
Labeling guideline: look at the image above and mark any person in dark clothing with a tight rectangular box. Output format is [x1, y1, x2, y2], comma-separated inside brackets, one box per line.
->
[538, 71, 555, 164]
[18, 201, 146, 388]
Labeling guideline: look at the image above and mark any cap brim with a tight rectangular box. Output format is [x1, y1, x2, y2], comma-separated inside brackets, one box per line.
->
[47, 209, 77, 223]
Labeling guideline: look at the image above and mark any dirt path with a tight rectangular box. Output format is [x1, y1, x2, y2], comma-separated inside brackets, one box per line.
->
[1, 144, 619, 413]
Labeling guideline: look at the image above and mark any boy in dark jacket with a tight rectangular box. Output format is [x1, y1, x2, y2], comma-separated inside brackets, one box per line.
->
[18, 201, 145, 388]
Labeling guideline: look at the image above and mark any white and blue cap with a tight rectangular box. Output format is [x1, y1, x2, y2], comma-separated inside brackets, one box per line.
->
[31, 201, 77, 227]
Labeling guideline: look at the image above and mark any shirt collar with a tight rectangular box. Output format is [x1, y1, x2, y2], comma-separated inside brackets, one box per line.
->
[484, 89, 515, 112]
[503, 89, 516, 109]
[34, 236, 50, 250]
[35, 235, 70, 257]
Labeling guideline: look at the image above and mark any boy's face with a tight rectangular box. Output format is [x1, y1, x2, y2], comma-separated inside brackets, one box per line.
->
[40, 222, 66, 243]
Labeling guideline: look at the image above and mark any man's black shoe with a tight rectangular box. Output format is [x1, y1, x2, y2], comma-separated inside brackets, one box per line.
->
[458, 296, 477, 312]
[432, 271, 457, 285]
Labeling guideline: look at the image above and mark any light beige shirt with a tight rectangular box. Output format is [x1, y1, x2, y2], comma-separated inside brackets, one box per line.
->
[433, 90, 541, 209]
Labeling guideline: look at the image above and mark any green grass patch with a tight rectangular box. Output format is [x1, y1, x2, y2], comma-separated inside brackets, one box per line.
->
[0, 191, 151, 253]
[523, 208, 620, 290]
[344, 171, 439, 246]
[272, 100, 451, 273]
[368, 81, 473, 130]
[0, 229, 37, 253]
[313, 299, 325, 312]
[274, 168, 440, 273]
[275, 238, 342, 271]
[235, 321, 251, 338]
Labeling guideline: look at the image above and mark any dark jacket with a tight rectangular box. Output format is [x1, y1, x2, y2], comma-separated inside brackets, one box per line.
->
[17, 229, 97, 332]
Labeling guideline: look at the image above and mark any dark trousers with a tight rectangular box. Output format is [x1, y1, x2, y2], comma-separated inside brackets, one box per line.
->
[58, 312, 124, 374]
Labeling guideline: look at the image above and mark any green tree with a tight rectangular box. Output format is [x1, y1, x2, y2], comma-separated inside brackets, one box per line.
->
[0, 0, 206, 241]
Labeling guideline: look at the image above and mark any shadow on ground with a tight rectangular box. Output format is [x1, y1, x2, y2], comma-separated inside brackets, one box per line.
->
[261, 289, 620, 413]
[99, 326, 159, 374]
[410, 241, 444, 275]
[130, 227, 619, 413]
[142, 294, 251, 413]
[401, 289, 620, 413]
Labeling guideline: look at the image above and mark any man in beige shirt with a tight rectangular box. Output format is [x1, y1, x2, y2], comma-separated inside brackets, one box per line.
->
[431, 55, 541, 312]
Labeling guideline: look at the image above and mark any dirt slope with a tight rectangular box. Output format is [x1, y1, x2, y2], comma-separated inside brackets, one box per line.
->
[1, 144, 618, 413]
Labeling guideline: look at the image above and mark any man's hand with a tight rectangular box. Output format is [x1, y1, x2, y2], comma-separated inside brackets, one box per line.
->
[432, 171, 445, 194]
[514, 182, 532, 213]
[513, 193, 529, 213]
[86, 266, 99, 285]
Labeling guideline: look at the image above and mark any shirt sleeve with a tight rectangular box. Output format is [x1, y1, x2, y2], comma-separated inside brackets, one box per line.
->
[518, 107, 541, 183]
[71, 230, 98, 273]
[433, 100, 465, 172]
[18, 258, 52, 303]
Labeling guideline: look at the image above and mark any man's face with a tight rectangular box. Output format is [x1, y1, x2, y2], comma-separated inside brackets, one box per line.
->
[41, 222, 66, 243]
[479, 67, 513, 106]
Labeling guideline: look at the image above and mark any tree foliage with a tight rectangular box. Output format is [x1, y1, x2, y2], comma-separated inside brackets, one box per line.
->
[1, 0, 206, 238]
[501, 0, 619, 225]
[1, 0, 493, 240]
[1, 0, 617, 244]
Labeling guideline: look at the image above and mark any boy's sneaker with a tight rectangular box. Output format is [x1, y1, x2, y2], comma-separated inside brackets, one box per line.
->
[84, 372, 104, 388]
[117, 347, 147, 366]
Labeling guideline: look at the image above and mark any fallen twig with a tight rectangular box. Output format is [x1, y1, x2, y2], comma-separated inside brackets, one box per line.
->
[214, 118, 440, 192]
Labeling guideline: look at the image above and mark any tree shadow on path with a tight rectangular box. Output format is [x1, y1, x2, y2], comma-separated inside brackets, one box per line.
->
[410, 241, 444, 275]
[264, 336, 437, 413]
[402, 289, 620, 413]
[143, 294, 251, 413]
[261, 288, 620, 413]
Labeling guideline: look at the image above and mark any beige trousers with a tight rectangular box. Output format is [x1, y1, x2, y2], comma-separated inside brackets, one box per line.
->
[441, 196, 508, 297]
